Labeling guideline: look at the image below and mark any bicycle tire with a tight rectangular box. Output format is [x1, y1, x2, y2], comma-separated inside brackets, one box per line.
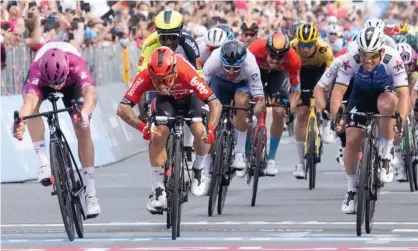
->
[218, 133, 233, 215]
[166, 135, 174, 229]
[365, 145, 378, 234]
[307, 119, 316, 190]
[50, 142, 75, 241]
[171, 138, 182, 240]
[412, 125, 418, 190]
[208, 131, 225, 217]
[251, 126, 266, 206]
[62, 143, 84, 238]
[356, 138, 372, 236]
[404, 124, 415, 192]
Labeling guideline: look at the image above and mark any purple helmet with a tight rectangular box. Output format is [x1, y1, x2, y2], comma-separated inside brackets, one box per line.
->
[39, 48, 69, 85]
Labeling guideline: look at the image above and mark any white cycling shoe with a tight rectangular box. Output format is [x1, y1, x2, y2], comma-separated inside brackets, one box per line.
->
[38, 165, 52, 186]
[321, 122, 334, 144]
[265, 160, 279, 176]
[233, 153, 247, 178]
[341, 191, 357, 214]
[86, 194, 101, 219]
[293, 163, 305, 179]
[191, 169, 207, 196]
[147, 186, 167, 213]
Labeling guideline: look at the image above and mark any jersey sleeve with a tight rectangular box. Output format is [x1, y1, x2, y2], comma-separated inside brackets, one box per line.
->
[335, 55, 356, 86]
[69, 55, 94, 89]
[286, 48, 301, 87]
[137, 33, 159, 73]
[181, 33, 203, 70]
[384, 35, 397, 49]
[121, 70, 153, 106]
[385, 49, 409, 88]
[318, 56, 343, 88]
[199, 42, 210, 65]
[323, 44, 334, 68]
[22, 62, 43, 97]
[179, 58, 216, 103]
[245, 52, 264, 98]
[203, 48, 222, 84]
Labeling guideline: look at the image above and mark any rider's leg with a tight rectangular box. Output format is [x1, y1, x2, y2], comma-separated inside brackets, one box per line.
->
[294, 92, 310, 178]
[233, 91, 251, 177]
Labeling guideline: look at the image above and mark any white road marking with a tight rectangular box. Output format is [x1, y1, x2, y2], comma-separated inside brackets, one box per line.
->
[392, 229, 418, 232]
[380, 191, 418, 195]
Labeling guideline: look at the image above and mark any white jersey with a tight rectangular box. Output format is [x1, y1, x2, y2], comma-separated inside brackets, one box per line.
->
[384, 34, 396, 49]
[198, 41, 211, 65]
[203, 47, 264, 98]
[335, 45, 409, 90]
[34, 41, 81, 62]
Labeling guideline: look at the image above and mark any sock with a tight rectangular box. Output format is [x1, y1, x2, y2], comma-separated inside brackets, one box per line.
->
[235, 130, 247, 153]
[268, 137, 281, 160]
[193, 154, 206, 170]
[151, 167, 164, 191]
[83, 167, 96, 196]
[380, 138, 394, 160]
[204, 154, 212, 177]
[337, 132, 346, 147]
[296, 141, 305, 164]
[347, 174, 357, 193]
[183, 124, 194, 147]
[33, 140, 49, 167]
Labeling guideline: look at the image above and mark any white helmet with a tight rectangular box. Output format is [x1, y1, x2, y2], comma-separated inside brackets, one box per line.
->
[204, 27, 228, 47]
[365, 18, 385, 32]
[327, 23, 339, 34]
[396, 43, 414, 64]
[192, 25, 208, 38]
[357, 27, 384, 52]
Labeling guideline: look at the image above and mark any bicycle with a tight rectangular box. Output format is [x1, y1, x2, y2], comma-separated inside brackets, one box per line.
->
[149, 115, 197, 240]
[401, 114, 418, 192]
[13, 92, 86, 241]
[303, 91, 323, 190]
[247, 102, 293, 207]
[208, 102, 255, 217]
[334, 107, 402, 236]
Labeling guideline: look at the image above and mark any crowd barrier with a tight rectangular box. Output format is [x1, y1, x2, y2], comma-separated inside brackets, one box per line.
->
[1, 44, 145, 183]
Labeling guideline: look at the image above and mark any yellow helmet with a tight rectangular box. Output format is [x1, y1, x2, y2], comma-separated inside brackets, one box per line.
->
[154, 10, 184, 33]
[398, 23, 409, 33]
[297, 23, 319, 43]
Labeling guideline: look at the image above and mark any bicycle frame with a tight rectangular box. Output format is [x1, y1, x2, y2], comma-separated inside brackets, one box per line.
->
[304, 97, 320, 157]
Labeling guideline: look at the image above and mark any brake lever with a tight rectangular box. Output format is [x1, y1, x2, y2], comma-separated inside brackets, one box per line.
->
[71, 99, 82, 119]
[13, 111, 22, 141]
[331, 106, 344, 131]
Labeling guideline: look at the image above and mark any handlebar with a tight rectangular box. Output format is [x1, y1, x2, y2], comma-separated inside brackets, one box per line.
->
[154, 116, 203, 123]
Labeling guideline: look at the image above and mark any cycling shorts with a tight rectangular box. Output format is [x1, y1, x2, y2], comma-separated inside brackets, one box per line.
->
[260, 69, 290, 104]
[154, 93, 208, 129]
[346, 85, 396, 130]
[209, 76, 251, 105]
[299, 65, 326, 107]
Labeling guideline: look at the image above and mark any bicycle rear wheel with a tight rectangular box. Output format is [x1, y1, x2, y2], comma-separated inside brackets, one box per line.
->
[218, 133, 233, 215]
[356, 138, 372, 236]
[411, 125, 418, 191]
[165, 135, 174, 229]
[403, 124, 415, 192]
[171, 138, 182, 240]
[307, 119, 317, 190]
[208, 131, 225, 216]
[365, 145, 379, 234]
[50, 142, 75, 241]
[251, 126, 266, 207]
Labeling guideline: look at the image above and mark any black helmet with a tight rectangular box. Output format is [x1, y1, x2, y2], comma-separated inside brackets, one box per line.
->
[220, 40, 247, 66]
[241, 21, 259, 33]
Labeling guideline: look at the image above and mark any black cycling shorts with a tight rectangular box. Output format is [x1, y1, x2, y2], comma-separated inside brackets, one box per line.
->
[155, 93, 208, 129]
[299, 65, 326, 107]
[260, 69, 289, 104]
[346, 85, 396, 129]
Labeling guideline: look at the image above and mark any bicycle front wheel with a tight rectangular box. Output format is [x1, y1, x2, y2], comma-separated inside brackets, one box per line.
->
[356, 138, 372, 236]
[50, 142, 75, 241]
[218, 132, 233, 215]
[403, 123, 415, 192]
[171, 138, 182, 240]
[165, 135, 174, 229]
[251, 125, 266, 207]
[307, 118, 317, 190]
[208, 131, 225, 216]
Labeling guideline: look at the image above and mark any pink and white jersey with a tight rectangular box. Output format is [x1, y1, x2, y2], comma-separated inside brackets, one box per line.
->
[22, 41, 94, 97]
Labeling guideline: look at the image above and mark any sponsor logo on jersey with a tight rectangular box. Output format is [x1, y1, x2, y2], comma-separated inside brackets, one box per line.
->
[353, 54, 361, 63]
[342, 60, 351, 71]
[251, 73, 259, 81]
[128, 78, 144, 96]
[190, 76, 209, 94]
[382, 54, 392, 64]
[31, 78, 40, 85]
[80, 72, 87, 80]
[325, 61, 342, 78]
[81, 82, 91, 89]
[185, 37, 199, 56]
[393, 60, 404, 72]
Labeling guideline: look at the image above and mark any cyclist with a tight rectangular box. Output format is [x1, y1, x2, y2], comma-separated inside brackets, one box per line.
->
[199, 27, 228, 65]
[384, 23, 401, 37]
[215, 24, 235, 40]
[330, 27, 410, 214]
[325, 23, 343, 55]
[203, 40, 265, 179]
[117, 47, 222, 212]
[391, 43, 418, 181]
[248, 32, 301, 175]
[240, 20, 259, 47]
[314, 41, 358, 167]
[12, 41, 101, 218]
[287, 22, 301, 41]
[290, 23, 334, 179]
[364, 18, 397, 49]
[137, 10, 203, 166]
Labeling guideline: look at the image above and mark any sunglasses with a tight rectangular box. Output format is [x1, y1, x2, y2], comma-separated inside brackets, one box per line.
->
[243, 32, 257, 37]
[223, 64, 242, 72]
[329, 32, 337, 36]
[158, 33, 180, 42]
[298, 41, 315, 48]
[268, 53, 285, 60]
[49, 78, 66, 85]
[359, 51, 381, 60]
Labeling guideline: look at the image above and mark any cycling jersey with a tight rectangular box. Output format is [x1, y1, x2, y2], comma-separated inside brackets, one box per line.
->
[203, 48, 264, 99]
[248, 38, 301, 88]
[336, 45, 408, 90]
[290, 38, 334, 68]
[405, 48, 418, 76]
[383, 34, 397, 49]
[137, 31, 202, 73]
[123, 55, 215, 107]
[325, 37, 344, 55]
[198, 41, 211, 65]
[23, 41, 94, 97]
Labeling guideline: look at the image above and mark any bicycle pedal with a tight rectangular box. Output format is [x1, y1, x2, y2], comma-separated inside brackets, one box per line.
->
[51, 191, 57, 196]
[86, 213, 99, 219]
[150, 209, 164, 215]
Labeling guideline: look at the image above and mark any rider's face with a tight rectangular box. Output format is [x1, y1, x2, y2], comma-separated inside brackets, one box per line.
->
[359, 51, 382, 72]
[49, 83, 65, 90]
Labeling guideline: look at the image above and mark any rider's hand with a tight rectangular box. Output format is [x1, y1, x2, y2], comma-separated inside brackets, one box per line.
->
[73, 111, 90, 127]
[203, 124, 215, 144]
[322, 108, 331, 120]
[11, 120, 25, 141]
[334, 118, 345, 133]
[142, 124, 151, 140]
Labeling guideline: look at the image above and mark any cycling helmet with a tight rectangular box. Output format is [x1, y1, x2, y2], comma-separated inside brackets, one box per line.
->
[289, 21, 301, 38]
[204, 27, 228, 47]
[398, 23, 409, 33]
[241, 21, 259, 33]
[39, 48, 69, 85]
[148, 47, 177, 91]
[365, 18, 385, 32]
[394, 34, 408, 44]
[266, 32, 290, 57]
[192, 25, 208, 38]
[327, 23, 339, 34]
[215, 24, 235, 40]
[357, 27, 384, 52]
[220, 40, 247, 66]
[396, 43, 413, 64]
[154, 10, 183, 34]
[296, 23, 319, 43]
[384, 23, 400, 36]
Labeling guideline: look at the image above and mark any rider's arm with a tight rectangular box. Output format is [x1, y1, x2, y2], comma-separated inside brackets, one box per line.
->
[20, 66, 42, 117]
[389, 61, 410, 123]
[315, 56, 343, 111]
[330, 58, 355, 117]
[137, 34, 159, 73]
[181, 33, 203, 77]
[202, 48, 223, 85]
[76, 59, 97, 114]
[117, 71, 152, 130]
[245, 53, 265, 114]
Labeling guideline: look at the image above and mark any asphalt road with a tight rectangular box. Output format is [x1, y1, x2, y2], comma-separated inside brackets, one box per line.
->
[2, 132, 418, 251]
